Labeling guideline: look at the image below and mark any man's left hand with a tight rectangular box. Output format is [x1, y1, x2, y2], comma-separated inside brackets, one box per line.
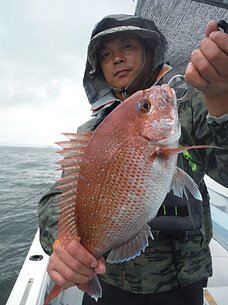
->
[185, 20, 228, 116]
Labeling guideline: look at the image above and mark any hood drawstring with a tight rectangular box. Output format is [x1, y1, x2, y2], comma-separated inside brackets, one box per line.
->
[121, 90, 129, 100]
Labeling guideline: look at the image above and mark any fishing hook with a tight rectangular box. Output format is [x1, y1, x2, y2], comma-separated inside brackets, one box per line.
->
[168, 74, 193, 102]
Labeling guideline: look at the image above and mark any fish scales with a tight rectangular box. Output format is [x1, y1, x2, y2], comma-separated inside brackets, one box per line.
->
[44, 84, 204, 305]
[73, 91, 165, 257]
[77, 139, 154, 256]
[61, 86, 175, 255]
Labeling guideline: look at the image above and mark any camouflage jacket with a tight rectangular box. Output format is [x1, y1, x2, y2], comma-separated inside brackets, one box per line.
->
[38, 90, 228, 294]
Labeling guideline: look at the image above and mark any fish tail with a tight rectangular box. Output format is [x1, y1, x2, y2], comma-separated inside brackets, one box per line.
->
[81, 274, 102, 302]
[43, 284, 62, 305]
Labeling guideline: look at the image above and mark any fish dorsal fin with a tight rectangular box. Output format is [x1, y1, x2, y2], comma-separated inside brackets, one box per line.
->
[106, 225, 153, 264]
[55, 131, 92, 248]
[170, 167, 202, 201]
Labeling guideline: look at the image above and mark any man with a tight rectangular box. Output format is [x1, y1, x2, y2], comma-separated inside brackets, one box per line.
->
[39, 14, 228, 305]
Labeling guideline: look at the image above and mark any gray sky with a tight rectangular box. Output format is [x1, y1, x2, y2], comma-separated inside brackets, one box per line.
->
[0, 0, 136, 146]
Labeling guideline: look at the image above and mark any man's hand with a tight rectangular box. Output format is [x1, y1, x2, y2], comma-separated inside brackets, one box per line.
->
[185, 20, 228, 116]
[47, 238, 106, 291]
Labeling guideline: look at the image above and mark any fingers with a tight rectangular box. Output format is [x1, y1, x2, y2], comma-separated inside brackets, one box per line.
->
[67, 239, 98, 268]
[185, 21, 228, 96]
[205, 20, 218, 37]
[188, 38, 223, 84]
[77, 257, 106, 293]
[47, 239, 103, 289]
[200, 38, 225, 76]
[185, 62, 208, 90]
[95, 256, 106, 275]
[209, 31, 228, 56]
[47, 253, 87, 289]
[191, 36, 226, 78]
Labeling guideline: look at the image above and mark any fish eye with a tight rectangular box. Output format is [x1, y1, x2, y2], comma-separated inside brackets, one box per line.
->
[136, 99, 152, 114]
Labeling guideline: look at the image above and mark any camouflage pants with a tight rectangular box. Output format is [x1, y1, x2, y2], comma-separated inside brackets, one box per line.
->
[82, 279, 206, 305]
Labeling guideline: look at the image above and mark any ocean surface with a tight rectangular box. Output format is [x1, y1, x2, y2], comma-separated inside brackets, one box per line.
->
[0, 145, 61, 305]
[0, 146, 227, 305]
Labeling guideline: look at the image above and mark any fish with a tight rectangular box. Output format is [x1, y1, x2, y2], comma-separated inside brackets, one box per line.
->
[43, 84, 206, 305]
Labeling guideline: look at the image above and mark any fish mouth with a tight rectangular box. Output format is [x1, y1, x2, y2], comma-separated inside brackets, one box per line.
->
[161, 84, 176, 98]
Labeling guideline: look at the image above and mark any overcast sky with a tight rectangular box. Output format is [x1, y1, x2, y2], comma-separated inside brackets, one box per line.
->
[0, 0, 136, 147]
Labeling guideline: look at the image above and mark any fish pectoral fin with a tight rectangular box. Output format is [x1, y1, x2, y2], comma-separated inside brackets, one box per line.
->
[170, 167, 202, 201]
[106, 224, 153, 264]
[156, 144, 216, 160]
[81, 274, 102, 301]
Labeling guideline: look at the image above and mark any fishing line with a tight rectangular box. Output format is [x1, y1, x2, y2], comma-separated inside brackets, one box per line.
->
[2, 188, 50, 216]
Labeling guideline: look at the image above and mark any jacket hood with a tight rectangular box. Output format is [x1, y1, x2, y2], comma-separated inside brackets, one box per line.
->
[83, 14, 168, 106]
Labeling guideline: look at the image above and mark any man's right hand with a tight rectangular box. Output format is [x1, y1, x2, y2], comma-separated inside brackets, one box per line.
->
[47, 238, 106, 290]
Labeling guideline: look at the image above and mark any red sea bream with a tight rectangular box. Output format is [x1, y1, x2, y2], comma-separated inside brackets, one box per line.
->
[44, 84, 203, 305]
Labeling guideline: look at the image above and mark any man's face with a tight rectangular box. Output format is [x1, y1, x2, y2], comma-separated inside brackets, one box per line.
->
[98, 34, 144, 90]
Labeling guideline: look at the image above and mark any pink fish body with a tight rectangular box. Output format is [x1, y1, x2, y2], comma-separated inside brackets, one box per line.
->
[44, 84, 203, 305]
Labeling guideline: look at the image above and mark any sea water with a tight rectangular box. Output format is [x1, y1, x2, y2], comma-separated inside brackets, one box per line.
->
[0, 145, 61, 305]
